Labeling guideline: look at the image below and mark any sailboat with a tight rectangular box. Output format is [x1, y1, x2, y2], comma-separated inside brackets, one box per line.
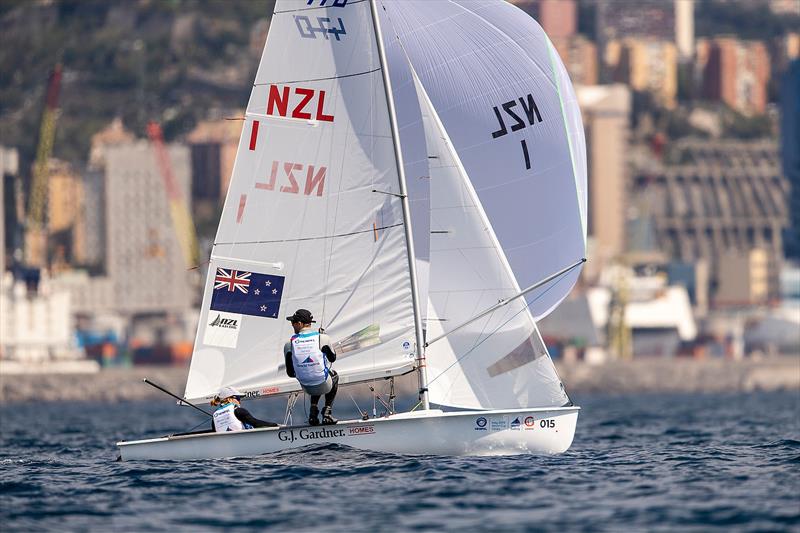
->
[117, 0, 587, 460]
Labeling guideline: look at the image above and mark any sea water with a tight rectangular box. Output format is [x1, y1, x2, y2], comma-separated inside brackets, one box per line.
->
[1, 391, 798, 531]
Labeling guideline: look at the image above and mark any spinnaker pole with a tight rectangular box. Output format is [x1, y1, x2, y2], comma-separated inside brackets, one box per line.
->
[369, 0, 429, 410]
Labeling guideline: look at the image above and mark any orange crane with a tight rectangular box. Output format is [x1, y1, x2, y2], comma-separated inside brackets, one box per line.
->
[146, 121, 199, 268]
[25, 64, 62, 267]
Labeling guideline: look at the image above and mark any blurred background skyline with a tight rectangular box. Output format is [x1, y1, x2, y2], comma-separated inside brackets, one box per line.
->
[0, 0, 798, 375]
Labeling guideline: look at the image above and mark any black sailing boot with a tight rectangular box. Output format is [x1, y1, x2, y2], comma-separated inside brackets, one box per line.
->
[308, 405, 320, 426]
[321, 405, 338, 425]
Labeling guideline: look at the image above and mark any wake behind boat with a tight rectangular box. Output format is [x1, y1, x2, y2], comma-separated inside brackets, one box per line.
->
[118, 0, 588, 461]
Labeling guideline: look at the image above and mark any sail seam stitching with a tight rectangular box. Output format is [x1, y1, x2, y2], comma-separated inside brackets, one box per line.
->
[254, 67, 381, 86]
[214, 223, 403, 245]
[274, 0, 367, 14]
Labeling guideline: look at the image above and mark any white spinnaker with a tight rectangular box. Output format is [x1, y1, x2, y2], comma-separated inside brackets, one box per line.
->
[413, 71, 568, 409]
[185, 0, 417, 402]
[380, 0, 587, 320]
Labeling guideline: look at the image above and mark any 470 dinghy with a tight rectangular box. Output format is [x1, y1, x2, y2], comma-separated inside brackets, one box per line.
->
[118, 0, 587, 461]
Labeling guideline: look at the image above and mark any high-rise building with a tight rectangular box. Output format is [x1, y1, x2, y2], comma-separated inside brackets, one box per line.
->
[1, 146, 19, 273]
[781, 59, 800, 259]
[773, 32, 800, 76]
[186, 117, 242, 204]
[675, 0, 694, 62]
[702, 37, 771, 115]
[46, 159, 88, 268]
[716, 248, 770, 306]
[576, 85, 631, 266]
[103, 141, 194, 313]
[769, 0, 800, 15]
[89, 117, 136, 170]
[596, 0, 675, 81]
[552, 35, 598, 86]
[596, 0, 675, 42]
[537, 0, 576, 39]
[506, 0, 576, 38]
[81, 169, 105, 267]
[53, 139, 195, 315]
[613, 38, 678, 108]
[632, 139, 789, 304]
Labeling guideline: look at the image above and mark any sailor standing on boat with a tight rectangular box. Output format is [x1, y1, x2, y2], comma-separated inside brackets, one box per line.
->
[284, 309, 339, 426]
[211, 386, 278, 432]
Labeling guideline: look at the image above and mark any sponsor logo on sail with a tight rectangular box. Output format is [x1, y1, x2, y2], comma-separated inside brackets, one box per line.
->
[510, 417, 521, 430]
[524, 416, 536, 430]
[475, 416, 488, 431]
[209, 314, 238, 329]
[203, 311, 243, 349]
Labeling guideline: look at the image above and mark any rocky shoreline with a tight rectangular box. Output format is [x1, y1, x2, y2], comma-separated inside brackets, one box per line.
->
[0, 357, 797, 403]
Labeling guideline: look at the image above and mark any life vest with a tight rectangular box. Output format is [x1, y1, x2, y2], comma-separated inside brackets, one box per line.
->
[213, 402, 244, 432]
[291, 331, 329, 386]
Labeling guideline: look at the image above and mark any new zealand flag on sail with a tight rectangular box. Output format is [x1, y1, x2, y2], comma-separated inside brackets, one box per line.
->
[210, 268, 286, 319]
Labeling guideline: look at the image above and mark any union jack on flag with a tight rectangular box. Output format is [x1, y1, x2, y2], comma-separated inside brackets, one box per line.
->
[210, 266, 285, 319]
[214, 268, 251, 294]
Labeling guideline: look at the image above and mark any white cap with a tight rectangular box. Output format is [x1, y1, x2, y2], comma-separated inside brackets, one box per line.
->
[216, 386, 243, 399]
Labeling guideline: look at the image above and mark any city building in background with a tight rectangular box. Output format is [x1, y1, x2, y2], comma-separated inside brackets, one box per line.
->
[1, 146, 20, 274]
[576, 84, 631, 270]
[675, 0, 695, 63]
[187, 116, 242, 208]
[609, 38, 678, 108]
[0, 271, 99, 373]
[631, 139, 789, 305]
[699, 37, 771, 115]
[781, 60, 800, 259]
[553, 35, 598, 86]
[1, 0, 797, 368]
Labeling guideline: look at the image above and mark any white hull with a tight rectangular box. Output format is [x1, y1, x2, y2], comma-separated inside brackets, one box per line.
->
[117, 407, 579, 461]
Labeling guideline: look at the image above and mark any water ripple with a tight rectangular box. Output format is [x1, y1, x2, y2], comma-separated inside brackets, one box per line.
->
[0, 391, 798, 531]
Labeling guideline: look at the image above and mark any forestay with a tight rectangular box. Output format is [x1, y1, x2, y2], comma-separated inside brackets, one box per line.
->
[380, 0, 587, 320]
[412, 70, 568, 409]
[185, 0, 418, 403]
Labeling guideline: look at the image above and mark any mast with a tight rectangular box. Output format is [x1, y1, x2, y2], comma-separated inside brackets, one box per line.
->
[369, 0, 429, 410]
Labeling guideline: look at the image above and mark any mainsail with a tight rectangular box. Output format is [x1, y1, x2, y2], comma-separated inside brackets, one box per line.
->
[380, 0, 587, 320]
[185, 0, 420, 402]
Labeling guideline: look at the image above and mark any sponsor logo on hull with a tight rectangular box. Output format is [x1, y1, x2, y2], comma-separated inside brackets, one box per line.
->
[524, 416, 536, 430]
[278, 427, 346, 443]
[489, 416, 508, 432]
[277, 423, 377, 443]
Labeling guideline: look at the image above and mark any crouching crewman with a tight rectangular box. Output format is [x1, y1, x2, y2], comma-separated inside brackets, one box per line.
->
[284, 309, 339, 426]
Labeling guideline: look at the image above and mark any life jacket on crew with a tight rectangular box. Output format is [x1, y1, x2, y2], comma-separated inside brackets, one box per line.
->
[291, 331, 329, 387]
[213, 402, 245, 432]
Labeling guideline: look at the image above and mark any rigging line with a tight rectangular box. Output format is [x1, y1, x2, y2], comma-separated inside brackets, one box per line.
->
[426, 266, 572, 387]
[348, 390, 367, 419]
[274, 0, 367, 14]
[253, 67, 381, 86]
[214, 223, 403, 246]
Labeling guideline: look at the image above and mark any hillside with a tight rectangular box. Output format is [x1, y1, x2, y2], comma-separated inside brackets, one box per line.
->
[0, 0, 274, 171]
